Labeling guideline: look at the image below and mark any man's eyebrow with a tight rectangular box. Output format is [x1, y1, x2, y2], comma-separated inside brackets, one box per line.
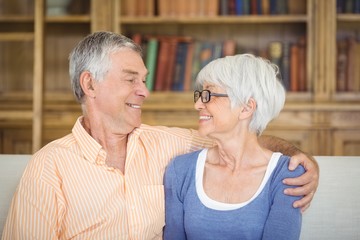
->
[122, 69, 149, 76]
[122, 69, 138, 75]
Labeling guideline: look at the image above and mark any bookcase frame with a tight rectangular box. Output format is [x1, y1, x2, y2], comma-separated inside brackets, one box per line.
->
[0, 0, 359, 155]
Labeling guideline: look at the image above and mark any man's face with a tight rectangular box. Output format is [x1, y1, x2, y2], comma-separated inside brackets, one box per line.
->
[92, 49, 149, 134]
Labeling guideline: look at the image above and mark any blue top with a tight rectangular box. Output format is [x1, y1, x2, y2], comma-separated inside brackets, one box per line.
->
[164, 149, 304, 240]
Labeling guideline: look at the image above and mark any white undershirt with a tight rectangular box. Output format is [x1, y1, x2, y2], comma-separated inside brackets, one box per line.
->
[195, 148, 283, 211]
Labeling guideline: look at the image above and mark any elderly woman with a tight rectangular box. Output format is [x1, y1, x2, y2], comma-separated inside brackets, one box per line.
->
[164, 54, 304, 240]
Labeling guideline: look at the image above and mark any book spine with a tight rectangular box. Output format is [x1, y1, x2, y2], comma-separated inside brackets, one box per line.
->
[145, 38, 159, 91]
[290, 43, 299, 92]
[336, 39, 348, 92]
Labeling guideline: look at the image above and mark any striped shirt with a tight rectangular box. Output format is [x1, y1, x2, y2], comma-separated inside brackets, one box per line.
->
[2, 117, 212, 240]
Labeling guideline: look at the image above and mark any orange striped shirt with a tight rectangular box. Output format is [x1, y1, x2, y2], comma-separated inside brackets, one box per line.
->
[2, 117, 212, 240]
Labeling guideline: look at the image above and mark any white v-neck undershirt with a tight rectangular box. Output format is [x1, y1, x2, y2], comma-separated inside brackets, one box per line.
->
[195, 148, 283, 211]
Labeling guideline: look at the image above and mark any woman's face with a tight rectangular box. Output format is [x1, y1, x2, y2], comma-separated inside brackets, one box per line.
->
[194, 84, 241, 140]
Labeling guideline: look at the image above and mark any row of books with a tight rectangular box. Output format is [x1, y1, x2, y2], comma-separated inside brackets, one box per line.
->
[337, 37, 360, 92]
[336, 0, 360, 13]
[132, 34, 307, 92]
[122, 0, 307, 18]
[218, 0, 306, 16]
[267, 38, 307, 92]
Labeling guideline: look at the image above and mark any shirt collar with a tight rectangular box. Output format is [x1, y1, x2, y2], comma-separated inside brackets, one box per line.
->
[72, 116, 106, 165]
[72, 117, 146, 166]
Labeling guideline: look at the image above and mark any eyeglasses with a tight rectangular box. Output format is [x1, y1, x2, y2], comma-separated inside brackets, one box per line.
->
[194, 90, 228, 103]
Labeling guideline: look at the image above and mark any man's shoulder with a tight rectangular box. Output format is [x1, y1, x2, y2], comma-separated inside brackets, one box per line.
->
[138, 124, 196, 138]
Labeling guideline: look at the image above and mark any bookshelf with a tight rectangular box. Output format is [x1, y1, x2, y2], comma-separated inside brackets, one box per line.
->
[0, 0, 359, 156]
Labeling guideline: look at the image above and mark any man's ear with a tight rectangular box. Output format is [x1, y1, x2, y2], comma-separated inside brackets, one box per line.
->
[239, 98, 256, 119]
[80, 71, 96, 98]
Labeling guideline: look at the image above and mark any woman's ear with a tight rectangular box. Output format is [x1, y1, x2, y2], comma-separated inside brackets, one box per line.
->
[80, 71, 96, 99]
[239, 98, 256, 119]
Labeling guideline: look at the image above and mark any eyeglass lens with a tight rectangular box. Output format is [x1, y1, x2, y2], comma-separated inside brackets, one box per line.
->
[194, 90, 210, 103]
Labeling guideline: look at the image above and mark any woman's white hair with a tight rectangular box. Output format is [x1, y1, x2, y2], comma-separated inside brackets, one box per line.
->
[195, 53, 286, 136]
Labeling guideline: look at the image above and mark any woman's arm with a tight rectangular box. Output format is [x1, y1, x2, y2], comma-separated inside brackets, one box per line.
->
[259, 135, 319, 212]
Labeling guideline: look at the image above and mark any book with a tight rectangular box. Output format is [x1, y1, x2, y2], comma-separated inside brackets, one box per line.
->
[290, 43, 299, 92]
[251, 0, 258, 15]
[199, 41, 215, 69]
[243, 0, 251, 14]
[183, 41, 195, 91]
[131, 33, 142, 46]
[288, 0, 306, 14]
[262, 0, 270, 14]
[353, 41, 360, 91]
[297, 36, 307, 91]
[346, 37, 356, 91]
[222, 39, 237, 56]
[206, 0, 220, 16]
[336, 39, 348, 92]
[229, 0, 237, 15]
[268, 41, 283, 70]
[145, 37, 159, 91]
[235, 0, 243, 15]
[164, 37, 179, 90]
[220, 0, 229, 15]
[122, 0, 136, 16]
[276, 0, 288, 14]
[158, 0, 169, 16]
[154, 37, 172, 91]
[172, 42, 189, 91]
[191, 41, 203, 89]
[281, 41, 291, 90]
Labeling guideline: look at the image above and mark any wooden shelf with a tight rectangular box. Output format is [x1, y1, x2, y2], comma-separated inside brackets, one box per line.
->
[120, 15, 309, 24]
[337, 14, 360, 22]
[45, 15, 91, 23]
[0, 32, 34, 41]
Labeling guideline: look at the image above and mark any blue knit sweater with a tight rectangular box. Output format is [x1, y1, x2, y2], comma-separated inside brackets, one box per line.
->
[164, 149, 304, 240]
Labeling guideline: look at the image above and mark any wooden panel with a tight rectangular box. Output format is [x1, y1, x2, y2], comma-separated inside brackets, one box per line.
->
[2, 129, 32, 154]
[262, 129, 314, 154]
[45, 25, 89, 92]
[0, 0, 34, 15]
[328, 111, 360, 129]
[142, 109, 198, 129]
[268, 110, 313, 129]
[0, 41, 34, 93]
[0, 130, 3, 153]
[91, 0, 114, 31]
[333, 130, 360, 156]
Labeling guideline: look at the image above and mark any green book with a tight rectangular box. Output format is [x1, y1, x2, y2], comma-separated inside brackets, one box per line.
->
[145, 38, 159, 91]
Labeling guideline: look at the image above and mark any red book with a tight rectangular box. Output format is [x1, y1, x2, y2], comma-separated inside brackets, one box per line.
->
[163, 37, 179, 91]
[154, 37, 171, 91]
[297, 36, 307, 91]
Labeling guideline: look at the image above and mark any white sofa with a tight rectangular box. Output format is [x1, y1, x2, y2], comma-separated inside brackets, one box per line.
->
[0, 155, 359, 239]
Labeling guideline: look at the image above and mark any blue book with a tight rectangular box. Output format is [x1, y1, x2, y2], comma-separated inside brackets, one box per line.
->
[172, 42, 188, 91]
[235, 0, 243, 15]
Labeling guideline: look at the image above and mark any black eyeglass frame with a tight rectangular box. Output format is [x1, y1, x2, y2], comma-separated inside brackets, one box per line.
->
[194, 90, 228, 103]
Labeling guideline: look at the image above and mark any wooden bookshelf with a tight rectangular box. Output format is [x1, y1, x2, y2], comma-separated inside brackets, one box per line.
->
[0, 0, 359, 156]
